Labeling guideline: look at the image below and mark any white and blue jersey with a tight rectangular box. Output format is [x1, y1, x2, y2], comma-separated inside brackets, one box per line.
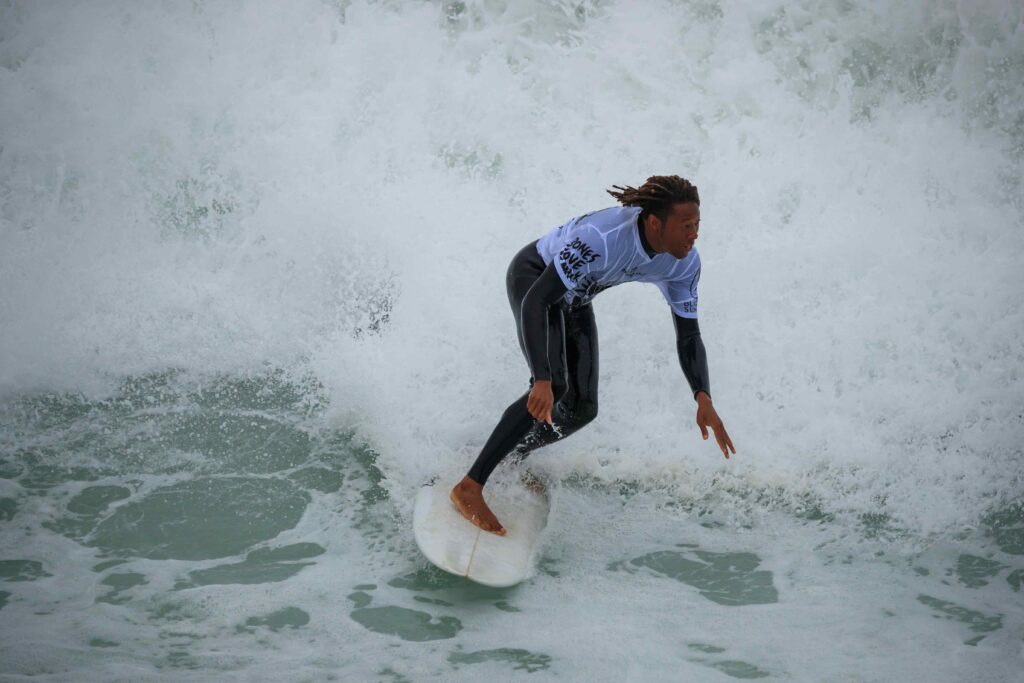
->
[535, 205, 701, 318]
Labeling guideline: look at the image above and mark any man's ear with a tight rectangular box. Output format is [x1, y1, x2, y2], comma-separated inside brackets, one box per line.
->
[647, 213, 663, 239]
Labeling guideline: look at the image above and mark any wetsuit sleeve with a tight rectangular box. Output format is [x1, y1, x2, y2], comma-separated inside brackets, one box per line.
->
[673, 313, 710, 399]
[522, 263, 569, 381]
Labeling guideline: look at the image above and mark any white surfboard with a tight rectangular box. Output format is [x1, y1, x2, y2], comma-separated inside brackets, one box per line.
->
[413, 479, 550, 587]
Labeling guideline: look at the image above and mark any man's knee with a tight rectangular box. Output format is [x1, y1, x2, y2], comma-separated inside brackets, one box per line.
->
[555, 398, 597, 430]
[570, 399, 598, 428]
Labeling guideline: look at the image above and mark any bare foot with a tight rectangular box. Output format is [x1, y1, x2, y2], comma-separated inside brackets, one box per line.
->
[450, 476, 506, 536]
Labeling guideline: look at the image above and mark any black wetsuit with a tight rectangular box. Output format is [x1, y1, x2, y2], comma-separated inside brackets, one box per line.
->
[467, 213, 710, 486]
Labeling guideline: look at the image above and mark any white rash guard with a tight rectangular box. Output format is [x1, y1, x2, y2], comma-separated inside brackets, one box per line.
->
[535, 205, 701, 318]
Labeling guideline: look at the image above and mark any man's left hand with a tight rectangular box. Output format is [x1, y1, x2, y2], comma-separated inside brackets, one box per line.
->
[695, 392, 735, 459]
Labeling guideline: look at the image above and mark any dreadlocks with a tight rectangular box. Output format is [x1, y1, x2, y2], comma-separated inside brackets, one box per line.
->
[606, 175, 700, 221]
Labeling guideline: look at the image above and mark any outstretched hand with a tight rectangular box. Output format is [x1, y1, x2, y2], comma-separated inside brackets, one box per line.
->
[695, 392, 735, 459]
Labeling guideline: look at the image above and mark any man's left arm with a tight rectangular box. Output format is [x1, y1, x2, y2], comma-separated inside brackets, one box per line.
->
[672, 314, 736, 459]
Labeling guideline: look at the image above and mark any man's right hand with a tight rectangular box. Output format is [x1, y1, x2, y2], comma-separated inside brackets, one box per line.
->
[527, 379, 555, 425]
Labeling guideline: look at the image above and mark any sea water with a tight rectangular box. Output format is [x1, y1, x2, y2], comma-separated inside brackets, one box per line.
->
[1, 0, 1022, 680]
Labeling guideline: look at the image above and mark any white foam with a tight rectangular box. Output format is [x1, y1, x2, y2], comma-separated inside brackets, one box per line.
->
[1, 5, 1022, 678]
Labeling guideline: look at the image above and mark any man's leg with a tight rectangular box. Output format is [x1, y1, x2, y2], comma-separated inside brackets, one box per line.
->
[465, 302, 567, 486]
[451, 302, 566, 534]
[451, 242, 566, 534]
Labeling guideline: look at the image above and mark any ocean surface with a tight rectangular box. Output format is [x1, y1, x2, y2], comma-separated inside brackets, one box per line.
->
[1, 0, 1022, 680]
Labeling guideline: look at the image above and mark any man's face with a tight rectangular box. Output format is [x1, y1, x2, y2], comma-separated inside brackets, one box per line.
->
[655, 202, 700, 259]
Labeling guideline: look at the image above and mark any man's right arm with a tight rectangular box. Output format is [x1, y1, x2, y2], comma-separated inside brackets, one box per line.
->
[521, 263, 569, 381]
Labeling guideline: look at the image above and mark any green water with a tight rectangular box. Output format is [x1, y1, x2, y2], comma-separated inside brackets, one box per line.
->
[0, 370, 1020, 680]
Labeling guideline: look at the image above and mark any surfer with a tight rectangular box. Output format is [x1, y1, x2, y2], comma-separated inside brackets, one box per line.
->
[451, 176, 735, 535]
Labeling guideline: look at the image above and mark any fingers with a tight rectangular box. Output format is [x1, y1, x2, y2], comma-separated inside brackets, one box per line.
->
[527, 393, 548, 422]
[712, 423, 735, 459]
[526, 398, 553, 425]
[714, 429, 729, 459]
[527, 385, 554, 425]
[530, 397, 551, 424]
[697, 403, 735, 460]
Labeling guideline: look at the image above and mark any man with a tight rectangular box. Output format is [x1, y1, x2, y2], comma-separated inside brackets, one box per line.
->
[451, 175, 735, 535]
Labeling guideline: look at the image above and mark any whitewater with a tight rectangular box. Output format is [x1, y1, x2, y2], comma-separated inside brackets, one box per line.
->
[1, 0, 1022, 680]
